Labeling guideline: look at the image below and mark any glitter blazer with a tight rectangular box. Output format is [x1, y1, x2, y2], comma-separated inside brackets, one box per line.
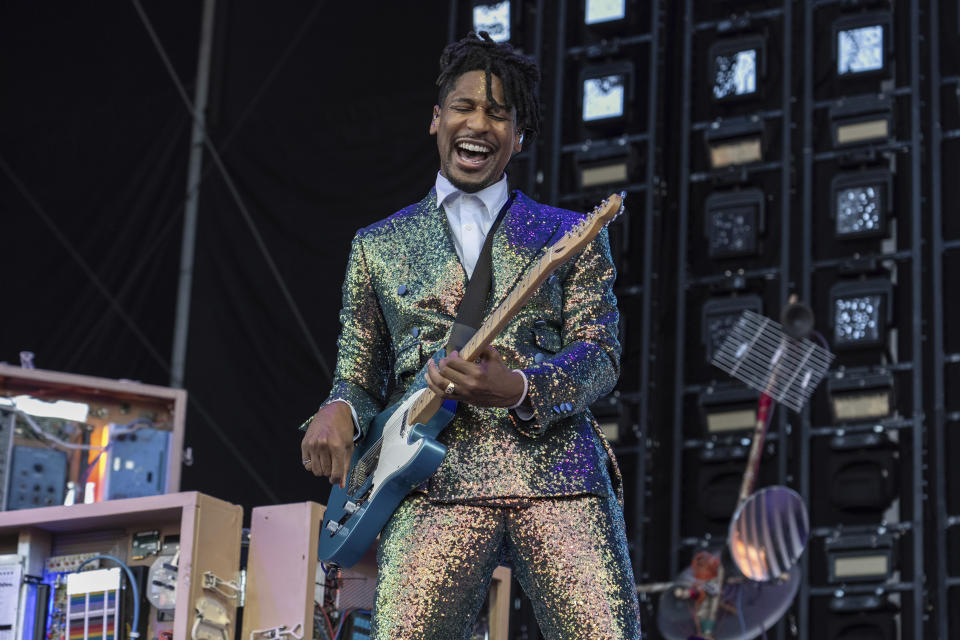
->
[320, 188, 622, 502]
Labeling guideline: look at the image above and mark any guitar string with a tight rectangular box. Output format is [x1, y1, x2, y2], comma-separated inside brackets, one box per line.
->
[347, 199, 617, 496]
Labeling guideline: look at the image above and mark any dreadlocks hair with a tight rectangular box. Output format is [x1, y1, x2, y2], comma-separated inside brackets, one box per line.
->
[435, 31, 542, 144]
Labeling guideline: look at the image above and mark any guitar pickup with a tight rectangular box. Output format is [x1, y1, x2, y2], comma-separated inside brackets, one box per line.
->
[343, 501, 359, 514]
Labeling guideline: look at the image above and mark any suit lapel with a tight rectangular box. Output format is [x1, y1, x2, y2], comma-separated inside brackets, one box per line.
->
[407, 190, 467, 320]
[403, 189, 561, 321]
[489, 192, 563, 311]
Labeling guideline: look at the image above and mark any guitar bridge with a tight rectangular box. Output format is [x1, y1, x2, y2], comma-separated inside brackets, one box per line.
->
[348, 441, 382, 495]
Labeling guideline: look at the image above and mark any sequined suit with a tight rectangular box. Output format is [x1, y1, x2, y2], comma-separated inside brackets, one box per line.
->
[321, 188, 641, 639]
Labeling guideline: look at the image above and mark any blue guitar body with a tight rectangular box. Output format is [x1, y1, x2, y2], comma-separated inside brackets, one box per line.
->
[318, 379, 458, 568]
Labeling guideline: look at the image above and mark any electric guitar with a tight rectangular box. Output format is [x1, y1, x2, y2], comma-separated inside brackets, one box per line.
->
[318, 192, 625, 567]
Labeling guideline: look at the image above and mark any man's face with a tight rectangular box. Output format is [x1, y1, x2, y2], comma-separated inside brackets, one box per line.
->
[430, 70, 522, 193]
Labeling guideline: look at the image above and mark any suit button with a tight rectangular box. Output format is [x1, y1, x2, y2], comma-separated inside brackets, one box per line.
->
[397, 284, 408, 296]
[534, 353, 545, 364]
[411, 327, 420, 338]
[534, 319, 547, 327]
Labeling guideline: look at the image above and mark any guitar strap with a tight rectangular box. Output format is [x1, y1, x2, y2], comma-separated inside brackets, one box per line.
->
[446, 193, 514, 353]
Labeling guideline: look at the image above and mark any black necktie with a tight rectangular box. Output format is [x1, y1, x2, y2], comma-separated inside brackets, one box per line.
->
[446, 194, 514, 353]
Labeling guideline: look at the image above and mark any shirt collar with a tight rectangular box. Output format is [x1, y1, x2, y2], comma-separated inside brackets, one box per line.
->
[435, 172, 509, 219]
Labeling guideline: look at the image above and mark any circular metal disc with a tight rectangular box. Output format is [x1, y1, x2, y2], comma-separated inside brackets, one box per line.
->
[729, 485, 810, 581]
[657, 563, 802, 640]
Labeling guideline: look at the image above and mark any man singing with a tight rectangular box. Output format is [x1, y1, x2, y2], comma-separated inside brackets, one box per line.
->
[300, 31, 641, 639]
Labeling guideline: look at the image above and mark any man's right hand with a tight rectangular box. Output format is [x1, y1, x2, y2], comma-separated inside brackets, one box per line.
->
[300, 402, 356, 488]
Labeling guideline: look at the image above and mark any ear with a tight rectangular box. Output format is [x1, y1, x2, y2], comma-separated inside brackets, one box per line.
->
[513, 130, 524, 153]
[429, 106, 440, 134]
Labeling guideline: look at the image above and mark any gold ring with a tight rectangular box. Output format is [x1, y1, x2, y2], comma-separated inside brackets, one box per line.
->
[444, 382, 456, 396]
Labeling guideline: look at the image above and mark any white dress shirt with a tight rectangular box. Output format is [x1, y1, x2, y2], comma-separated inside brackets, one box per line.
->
[435, 172, 509, 278]
[329, 172, 529, 434]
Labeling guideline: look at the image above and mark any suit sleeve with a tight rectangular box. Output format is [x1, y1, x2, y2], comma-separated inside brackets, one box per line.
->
[316, 232, 391, 437]
[510, 227, 621, 437]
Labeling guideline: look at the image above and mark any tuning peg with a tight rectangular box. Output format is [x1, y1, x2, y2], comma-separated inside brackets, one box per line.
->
[602, 191, 628, 228]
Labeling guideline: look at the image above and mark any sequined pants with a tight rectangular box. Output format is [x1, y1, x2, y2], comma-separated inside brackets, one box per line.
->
[371, 493, 641, 640]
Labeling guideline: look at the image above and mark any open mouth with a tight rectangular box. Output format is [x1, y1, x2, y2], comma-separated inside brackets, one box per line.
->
[455, 140, 494, 168]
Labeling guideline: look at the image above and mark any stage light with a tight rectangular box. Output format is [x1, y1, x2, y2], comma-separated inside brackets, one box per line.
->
[699, 383, 759, 435]
[684, 442, 777, 535]
[584, 76, 624, 121]
[580, 64, 633, 123]
[705, 116, 764, 169]
[830, 94, 892, 147]
[473, 1, 511, 42]
[591, 394, 622, 443]
[575, 142, 632, 190]
[584, 0, 626, 25]
[709, 36, 765, 102]
[827, 369, 894, 424]
[819, 431, 899, 524]
[705, 189, 765, 258]
[830, 279, 893, 349]
[701, 295, 763, 363]
[831, 170, 892, 239]
[579, 160, 628, 188]
[834, 13, 890, 76]
[825, 608, 897, 640]
[826, 533, 896, 583]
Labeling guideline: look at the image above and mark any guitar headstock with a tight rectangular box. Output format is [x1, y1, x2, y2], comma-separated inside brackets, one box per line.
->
[550, 192, 626, 261]
[594, 190, 626, 227]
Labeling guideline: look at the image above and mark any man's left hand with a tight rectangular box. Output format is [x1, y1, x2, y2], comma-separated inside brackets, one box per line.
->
[426, 346, 524, 408]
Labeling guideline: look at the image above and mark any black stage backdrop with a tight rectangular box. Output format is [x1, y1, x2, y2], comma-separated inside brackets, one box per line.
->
[0, 1, 199, 384]
[1, 1, 449, 513]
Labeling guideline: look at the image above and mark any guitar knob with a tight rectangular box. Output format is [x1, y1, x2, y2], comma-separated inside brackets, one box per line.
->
[326, 521, 343, 535]
[344, 501, 358, 514]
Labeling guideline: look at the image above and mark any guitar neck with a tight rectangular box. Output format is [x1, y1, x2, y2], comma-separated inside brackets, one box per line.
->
[406, 252, 554, 426]
[461, 258, 551, 361]
[404, 191, 622, 428]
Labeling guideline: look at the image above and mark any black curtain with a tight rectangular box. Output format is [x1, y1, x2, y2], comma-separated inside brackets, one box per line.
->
[1, 0, 450, 513]
[0, 1, 200, 382]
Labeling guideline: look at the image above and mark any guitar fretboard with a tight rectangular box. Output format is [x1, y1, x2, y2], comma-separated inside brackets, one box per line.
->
[405, 197, 617, 427]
